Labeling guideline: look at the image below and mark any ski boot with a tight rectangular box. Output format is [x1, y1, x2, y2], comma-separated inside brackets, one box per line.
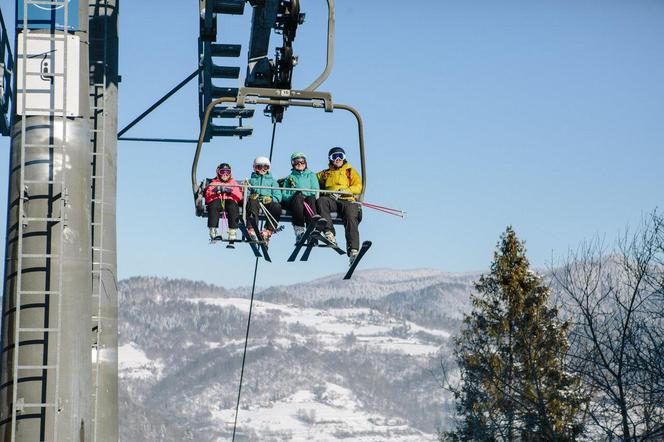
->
[293, 225, 306, 242]
[228, 229, 237, 241]
[324, 230, 337, 246]
[348, 249, 359, 266]
[209, 227, 218, 241]
[261, 229, 273, 244]
[246, 227, 259, 242]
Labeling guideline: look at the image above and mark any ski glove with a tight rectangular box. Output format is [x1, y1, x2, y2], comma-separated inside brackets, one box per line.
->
[250, 193, 259, 200]
[221, 187, 233, 194]
[262, 196, 273, 204]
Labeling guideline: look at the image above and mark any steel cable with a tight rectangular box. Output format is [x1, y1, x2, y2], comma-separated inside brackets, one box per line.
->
[231, 257, 259, 441]
[231, 122, 278, 441]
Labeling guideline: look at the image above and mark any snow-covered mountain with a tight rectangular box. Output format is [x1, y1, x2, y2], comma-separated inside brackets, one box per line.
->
[119, 269, 478, 441]
[256, 268, 480, 305]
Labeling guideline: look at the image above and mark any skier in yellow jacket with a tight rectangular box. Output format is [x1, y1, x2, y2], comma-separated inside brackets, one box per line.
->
[316, 147, 363, 264]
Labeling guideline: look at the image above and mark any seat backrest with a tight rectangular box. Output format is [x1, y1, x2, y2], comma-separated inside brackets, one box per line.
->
[195, 178, 212, 217]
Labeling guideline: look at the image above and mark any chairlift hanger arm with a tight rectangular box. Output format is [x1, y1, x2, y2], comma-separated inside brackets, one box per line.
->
[191, 88, 366, 202]
[244, 0, 333, 91]
[304, 0, 334, 91]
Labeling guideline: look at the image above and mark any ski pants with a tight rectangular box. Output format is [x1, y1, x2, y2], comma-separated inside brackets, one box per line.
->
[247, 199, 282, 231]
[316, 196, 361, 251]
[207, 199, 239, 229]
[288, 194, 318, 227]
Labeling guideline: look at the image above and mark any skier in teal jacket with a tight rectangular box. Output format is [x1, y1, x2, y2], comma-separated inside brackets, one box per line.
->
[247, 156, 282, 241]
[282, 152, 319, 241]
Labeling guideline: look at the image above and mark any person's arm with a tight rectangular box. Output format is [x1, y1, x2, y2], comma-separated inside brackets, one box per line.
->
[204, 180, 217, 202]
[348, 167, 363, 196]
[316, 170, 327, 189]
[271, 177, 282, 203]
[310, 173, 320, 190]
[281, 176, 293, 202]
[309, 172, 320, 198]
[230, 179, 243, 202]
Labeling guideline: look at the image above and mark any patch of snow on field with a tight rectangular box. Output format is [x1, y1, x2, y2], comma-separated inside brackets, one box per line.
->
[190, 298, 449, 356]
[118, 342, 163, 379]
[210, 383, 438, 441]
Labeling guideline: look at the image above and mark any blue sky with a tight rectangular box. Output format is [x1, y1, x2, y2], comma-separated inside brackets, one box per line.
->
[2, 0, 663, 286]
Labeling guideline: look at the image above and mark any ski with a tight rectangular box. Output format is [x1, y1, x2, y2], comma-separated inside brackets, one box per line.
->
[211, 235, 248, 250]
[287, 216, 320, 262]
[300, 235, 317, 261]
[300, 219, 334, 262]
[344, 241, 372, 280]
[237, 221, 262, 259]
[248, 217, 271, 263]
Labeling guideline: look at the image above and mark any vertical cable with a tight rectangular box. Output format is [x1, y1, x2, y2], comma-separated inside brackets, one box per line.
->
[231, 257, 259, 442]
[267, 122, 277, 161]
[231, 121, 278, 441]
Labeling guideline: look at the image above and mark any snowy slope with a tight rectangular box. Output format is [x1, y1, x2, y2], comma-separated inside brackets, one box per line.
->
[118, 270, 474, 441]
[210, 384, 438, 441]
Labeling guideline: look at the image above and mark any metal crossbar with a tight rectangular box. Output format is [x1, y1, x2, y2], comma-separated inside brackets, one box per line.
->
[10, 0, 70, 439]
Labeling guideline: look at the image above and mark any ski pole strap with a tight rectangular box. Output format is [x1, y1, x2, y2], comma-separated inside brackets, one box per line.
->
[303, 200, 315, 218]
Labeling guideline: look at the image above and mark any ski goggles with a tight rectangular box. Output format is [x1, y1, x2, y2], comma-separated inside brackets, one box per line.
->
[329, 152, 345, 161]
[217, 168, 232, 176]
[292, 158, 306, 165]
[255, 164, 270, 170]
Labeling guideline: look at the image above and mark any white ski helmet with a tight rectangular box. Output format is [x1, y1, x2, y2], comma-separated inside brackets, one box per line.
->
[253, 156, 271, 168]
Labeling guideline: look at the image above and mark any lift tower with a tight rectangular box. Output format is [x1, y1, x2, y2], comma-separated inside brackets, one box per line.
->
[0, 1, 95, 440]
[88, 0, 119, 440]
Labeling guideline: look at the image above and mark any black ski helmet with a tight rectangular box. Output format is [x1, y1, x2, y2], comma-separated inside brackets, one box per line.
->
[328, 147, 345, 157]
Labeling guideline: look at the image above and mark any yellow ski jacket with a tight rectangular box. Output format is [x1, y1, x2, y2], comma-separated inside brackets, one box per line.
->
[316, 162, 363, 201]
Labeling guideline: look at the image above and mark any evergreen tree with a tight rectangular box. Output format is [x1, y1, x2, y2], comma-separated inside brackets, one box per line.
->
[450, 227, 585, 441]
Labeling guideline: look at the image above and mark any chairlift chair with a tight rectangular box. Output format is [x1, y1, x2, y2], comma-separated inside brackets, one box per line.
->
[192, 86, 366, 239]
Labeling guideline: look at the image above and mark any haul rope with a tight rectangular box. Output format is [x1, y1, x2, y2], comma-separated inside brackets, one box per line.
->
[231, 122, 278, 441]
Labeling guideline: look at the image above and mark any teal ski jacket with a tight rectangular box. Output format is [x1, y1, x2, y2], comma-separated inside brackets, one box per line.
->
[248, 172, 282, 202]
[282, 168, 319, 203]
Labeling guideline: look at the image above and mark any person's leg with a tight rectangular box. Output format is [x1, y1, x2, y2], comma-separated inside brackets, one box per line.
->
[339, 200, 361, 252]
[224, 200, 239, 229]
[207, 199, 221, 228]
[289, 193, 306, 227]
[246, 199, 260, 227]
[316, 196, 336, 233]
[304, 195, 318, 225]
[265, 202, 282, 231]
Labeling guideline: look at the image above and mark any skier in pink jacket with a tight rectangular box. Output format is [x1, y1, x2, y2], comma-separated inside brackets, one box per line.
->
[204, 163, 243, 240]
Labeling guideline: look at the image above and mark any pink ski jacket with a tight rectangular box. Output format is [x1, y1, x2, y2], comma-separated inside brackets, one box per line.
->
[204, 177, 243, 205]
